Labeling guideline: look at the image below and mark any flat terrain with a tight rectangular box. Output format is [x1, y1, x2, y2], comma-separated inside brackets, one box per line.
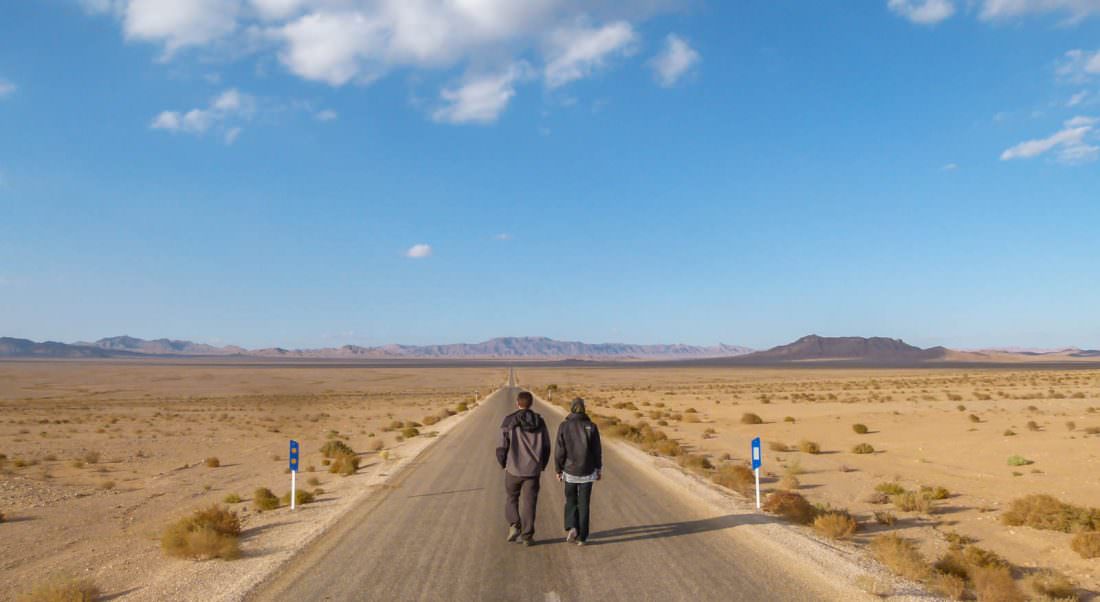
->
[252, 386, 848, 602]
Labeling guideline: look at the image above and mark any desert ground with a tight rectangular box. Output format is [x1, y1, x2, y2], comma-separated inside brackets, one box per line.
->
[521, 366, 1100, 599]
[2, 361, 1098, 600]
[0, 361, 499, 600]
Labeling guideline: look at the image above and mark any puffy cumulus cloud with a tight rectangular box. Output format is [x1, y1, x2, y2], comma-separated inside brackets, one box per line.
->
[432, 63, 530, 124]
[649, 34, 699, 87]
[1000, 116, 1098, 164]
[405, 243, 432, 258]
[150, 88, 254, 141]
[543, 21, 637, 88]
[887, 0, 956, 24]
[124, 0, 241, 56]
[1057, 49, 1100, 83]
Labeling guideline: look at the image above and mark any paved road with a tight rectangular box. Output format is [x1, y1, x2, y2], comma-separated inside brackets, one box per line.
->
[251, 385, 841, 601]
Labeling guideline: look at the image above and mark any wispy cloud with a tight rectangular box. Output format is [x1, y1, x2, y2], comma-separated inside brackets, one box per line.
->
[433, 63, 530, 125]
[887, 0, 956, 25]
[315, 109, 338, 122]
[405, 243, 432, 259]
[494, 233, 513, 241]
[942, 162, 959, 171]
[1000, 116, 1098, 164]
[544, 21, 637, 89]
[1057, 49, 1100, 84]
[650, 34, 700, 87]
[1068, 90, 1088, 107]
[224, 126, 242, 145]
[151, 88, 254, 141]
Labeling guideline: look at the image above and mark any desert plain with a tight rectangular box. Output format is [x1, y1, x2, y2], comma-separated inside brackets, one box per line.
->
[1, 360, 1098, 600]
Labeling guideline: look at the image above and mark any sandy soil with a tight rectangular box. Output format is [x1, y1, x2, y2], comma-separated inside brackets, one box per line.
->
[520, 366, 1100, 599]
[0, 361, 500, 600]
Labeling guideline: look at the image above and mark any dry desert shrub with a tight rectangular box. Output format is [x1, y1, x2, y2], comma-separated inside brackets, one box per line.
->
[798, 440, 821, 454]
[368, 438, 385, 452]
[222, 493, 241, 504]
[777, 474, 800, 490]
[1004, 429, 1017, 436]
[307, 476, 321, 486]
[892, 491, 933, 514]
[1065, 421, 1076, 432]
[253, 487, 280, 511]
[920, 485, 950, 500]
[875, 482, 906, 496]
[852, 423, 869, 434]
[852, 443, 875, 454]
[678, 454, 714, 473]
[329, 452, 359, 476]
[400, 426, 420, 439]
[711, 463, 754, 496]
[1027, 420, 1041, 432]
[768, 441, 789, 452]
[161, 505, 241, 560]
[421, 414, 440, 426]
[968, 414, 981, 423]
[83, 451, 100, 464]
[740, 413, 763, 425]
[1026, 570, 1078, 600]
[928, 571, 967, 600]
[320, 440, 353, 458]
[16, 577, 100, 602]
[204, 457, 220, 468]
[762, 490, 817, 525]
[1071, 532, 1100, 559]
[1001, 494, 1100, 533]
[970, 566, 1024, 602]
[281, 489, 315, 506]
[869, 534, 930, 582]
[813, 510, 859, 540]
[455, 402, 469, 412]
[874, 511, 896, 526]
[1006, 454, 1033, 466]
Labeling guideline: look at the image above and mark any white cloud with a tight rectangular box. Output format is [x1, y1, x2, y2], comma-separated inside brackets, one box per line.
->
[979, 0, 1100, 21]
[0, 78, 16, 98]
[251, 0, 306, 21]
[650, 34, 699, 87]
[150, 88, 254, 138]
[224, 126, 243, 144]
[315, 108, 338, 121]
[122, 0, 241, 57]
[1057, 49, 1100, 83]
[942, 162, 959, 170]
[544, 21, 637, 88]
[405, 243, 432, 258]
[276, 11, 387, 86]
[888, 0, 956, 24]
[1068, 90, 1088, 106]
[1000, 116, 1098, 163]
[433, 64, 528, 124]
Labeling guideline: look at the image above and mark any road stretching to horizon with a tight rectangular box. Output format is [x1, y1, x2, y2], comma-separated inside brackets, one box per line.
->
[250, 379, 844, 601]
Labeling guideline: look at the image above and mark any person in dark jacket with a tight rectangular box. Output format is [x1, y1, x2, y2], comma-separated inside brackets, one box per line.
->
[496, 390, 551, 546]
[554, 398, 602, 546]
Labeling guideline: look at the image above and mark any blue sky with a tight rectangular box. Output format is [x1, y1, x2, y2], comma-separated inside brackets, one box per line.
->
[1, 0, 1099, 350]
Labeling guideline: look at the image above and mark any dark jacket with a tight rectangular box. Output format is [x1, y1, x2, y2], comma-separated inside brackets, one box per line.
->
[554, 412, 603, 477]
[496, 409, 551, 478]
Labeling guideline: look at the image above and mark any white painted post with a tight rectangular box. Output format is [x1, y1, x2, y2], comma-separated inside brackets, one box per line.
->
[291, 470, 296, 510]
[754, 468, 760, 510]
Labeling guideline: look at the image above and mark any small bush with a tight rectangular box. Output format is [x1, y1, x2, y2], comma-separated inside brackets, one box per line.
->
[778, 474, 800, 490]
[762, 491, 817, 525]
[1026, 420, 1040, 432]
[970, 566, 1024, 602]
[798, 440, 821, 454]
[920, 485, 950, 500]
[1071, 531, 1100, 559]
[1006, 455, 1032, 466]
[281, 489, 315, 506]
[161, 505, 241, 560]
[98, 480, 115, 490]
[968, 414, 981, 423]
[401, 426, 420, 439]
[1003, 429, 1016, 436]
[307, 476, 321, 486]
[320, 440, 354, 459]
[1027, 570, 1077, 599]
[329, 452, 359, 476]
[852, 423, 869, 434]
[222, 493, 241, 504]
[368, 439, 385, 452]
[783, 416, 795, 423]
[16, 577, 100, 602]
[204, 457, 220, 468]
[1001, 494, 1100, 533]
[869, 535, 929, 582]
[455, 402, 469, 412]
[253, 488, 280, 511]
[875, 482, 906, 496]
[712, 463, 755, 496]
[768, 441, 789, 452]
[852, 443, 875, 454]
[892, 491, 933, 514]
[1065, 421, 1076, 432]
[813, 510, 859, 540]
[740, 413, 763, 425]
[874, 511, 896, 526]
[83, 451, 100, 464]
[421, 415, 440, 426]
[678, 454, 714, 473]
[928, 572, 967, 601]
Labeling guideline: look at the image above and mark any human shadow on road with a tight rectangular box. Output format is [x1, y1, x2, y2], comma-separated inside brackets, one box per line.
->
[587, 513, 773, 546]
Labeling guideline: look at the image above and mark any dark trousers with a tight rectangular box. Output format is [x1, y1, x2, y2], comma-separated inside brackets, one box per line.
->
[505, 473, 540, 539]
[564, 481, 594, 542]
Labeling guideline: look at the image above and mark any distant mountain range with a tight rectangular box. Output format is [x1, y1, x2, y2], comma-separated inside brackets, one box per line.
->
[1, 335, 753, 360]
[2, 334, 1098, 364]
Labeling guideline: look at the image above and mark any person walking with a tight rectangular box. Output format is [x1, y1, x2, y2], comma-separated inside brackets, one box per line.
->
[495, 390, 551, 546]
[554, 398, 602, 546]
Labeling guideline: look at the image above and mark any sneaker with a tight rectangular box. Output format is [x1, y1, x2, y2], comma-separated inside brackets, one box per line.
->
[506, 525, 520, 542]
[576, 540, 586, 547]
[521, 538, 533, 547]
[565, 528, 578, 543]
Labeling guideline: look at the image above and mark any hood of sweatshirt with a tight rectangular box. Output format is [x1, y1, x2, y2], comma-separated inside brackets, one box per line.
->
[515, 409, 543, 433]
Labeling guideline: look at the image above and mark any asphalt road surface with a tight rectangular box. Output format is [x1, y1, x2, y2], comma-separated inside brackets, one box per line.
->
[251, 385, 842, 601]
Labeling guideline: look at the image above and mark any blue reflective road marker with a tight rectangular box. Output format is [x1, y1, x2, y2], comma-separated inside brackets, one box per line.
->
[289, 440, 300, 510]
[751, 437, 762, 509]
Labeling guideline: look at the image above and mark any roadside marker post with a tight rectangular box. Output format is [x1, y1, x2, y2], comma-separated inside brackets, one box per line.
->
[751, 437, 762, 510]
[289, 440, 300, 510]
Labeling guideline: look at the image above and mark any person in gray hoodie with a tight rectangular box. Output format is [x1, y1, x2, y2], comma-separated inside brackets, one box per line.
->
[496, 390, 551, 546]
